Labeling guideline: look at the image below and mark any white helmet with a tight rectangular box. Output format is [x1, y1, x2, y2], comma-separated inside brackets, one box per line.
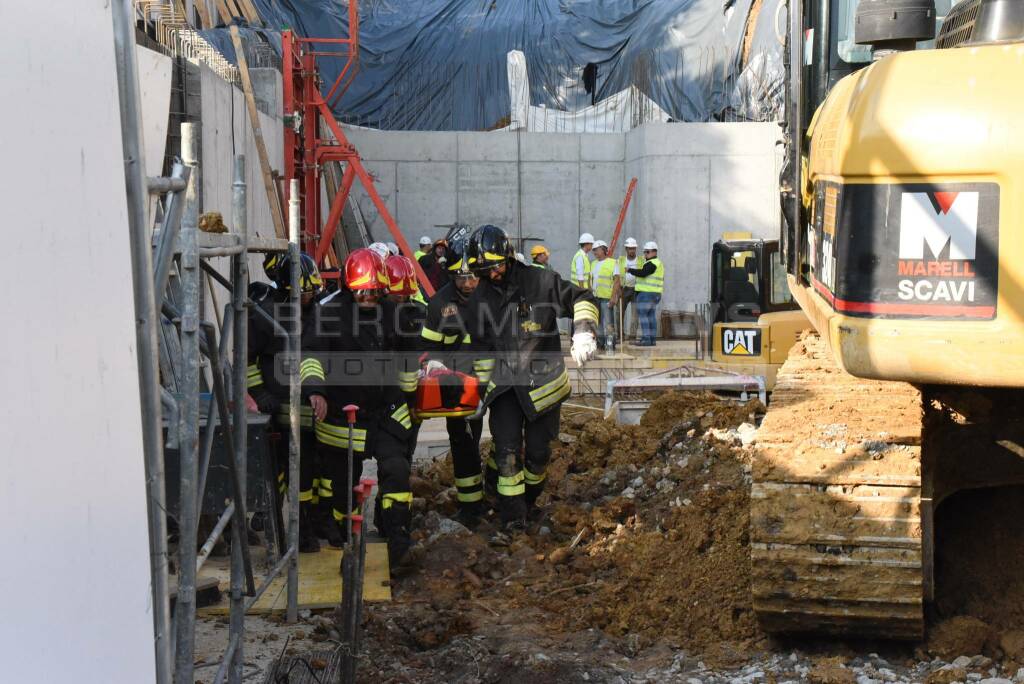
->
[643, 241, 659, 251]
[418, 236, 432, 247]
[624, 237, 638, 248]
[386, 242, 399, 256]
[579, 232, 595, 245]
[515, 252, 526, 263]
[592, 239, 608, 250]
[369, 242, 389, 258]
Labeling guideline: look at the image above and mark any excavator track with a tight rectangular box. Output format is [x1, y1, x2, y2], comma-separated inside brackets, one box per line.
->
[751, 333, 925, 639]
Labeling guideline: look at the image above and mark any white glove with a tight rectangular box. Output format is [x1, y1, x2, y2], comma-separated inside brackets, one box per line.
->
[570, 332, 598, 367]
[423, 359, 448, 374]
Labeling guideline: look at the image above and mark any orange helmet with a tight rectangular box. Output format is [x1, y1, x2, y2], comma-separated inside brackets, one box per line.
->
[385, 255, 418, 296]
[344, 248, 388, 292]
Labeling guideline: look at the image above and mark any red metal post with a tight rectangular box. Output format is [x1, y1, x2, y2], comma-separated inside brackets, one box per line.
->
[282, 0, 435, 297]
[608, 177, 638, 256]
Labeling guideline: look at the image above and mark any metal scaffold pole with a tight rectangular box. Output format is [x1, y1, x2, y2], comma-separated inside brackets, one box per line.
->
[174, 121, 203, 684]
[111, 1, 172, 681]
[287, 179, 302, 623]
[228, 155, 249, 684]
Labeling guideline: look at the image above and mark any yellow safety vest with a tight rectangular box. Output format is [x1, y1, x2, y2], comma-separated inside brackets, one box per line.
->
[570, 249, 591, 288]
[593, 259, 617, 299]
[636, 257, 664, 294]
[414, 250, 426, 262]
[618, 254, 644, 287]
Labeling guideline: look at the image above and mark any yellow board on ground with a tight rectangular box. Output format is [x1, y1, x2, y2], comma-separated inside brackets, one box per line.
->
[200, 543, 391, 615]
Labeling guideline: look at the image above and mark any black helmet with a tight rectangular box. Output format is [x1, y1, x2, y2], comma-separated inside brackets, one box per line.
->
[262, 252, 323, 295]
[466, 224, 513, 273]
[263, 252, 289, 288]
[446, 238, 473, 275]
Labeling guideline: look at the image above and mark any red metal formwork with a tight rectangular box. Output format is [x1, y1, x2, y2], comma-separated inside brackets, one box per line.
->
[281, 3, 434, 294]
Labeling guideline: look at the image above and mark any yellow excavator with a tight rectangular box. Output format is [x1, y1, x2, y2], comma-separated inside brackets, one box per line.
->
[706, 235, 808, 389]
[752, 0, 1024, 638]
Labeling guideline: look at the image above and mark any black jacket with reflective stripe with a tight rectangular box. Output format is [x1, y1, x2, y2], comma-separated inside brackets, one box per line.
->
[470, 260, 596, 420]
[247, 285, 319, 405]
[306, 289, 407, 431]
[421, 282, 478, 374]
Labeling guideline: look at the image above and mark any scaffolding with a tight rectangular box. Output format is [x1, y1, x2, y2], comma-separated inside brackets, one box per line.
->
[114, 2, 300, 683]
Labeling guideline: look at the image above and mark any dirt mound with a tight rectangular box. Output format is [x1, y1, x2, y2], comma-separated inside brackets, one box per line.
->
[926, 616, 997, 659]
[395, 391, 764, 657]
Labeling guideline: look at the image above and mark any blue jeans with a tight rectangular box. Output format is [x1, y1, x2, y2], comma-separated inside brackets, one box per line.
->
[635, 292, 661, 345]
[597, 298, 616, 349]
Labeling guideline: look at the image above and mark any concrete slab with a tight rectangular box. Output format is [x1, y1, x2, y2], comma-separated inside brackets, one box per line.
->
[398, 161, 457, 238]
[346, 129, 458, 162]
[520, 132, 579, 162]
[580, 133, 625, 162]
[457, 131, 518, 161]
[457, 162, 518, 229]
[580, 162, 627, 243]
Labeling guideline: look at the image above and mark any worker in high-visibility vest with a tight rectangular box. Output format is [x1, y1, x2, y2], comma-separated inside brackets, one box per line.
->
[569, 233, 594, 288]
[618, 237, 644, 343]
[530, 244, 550, 269]
[414, 235, 431, 262]
[590, 240, 621, 352]
[627, 241, 664, 346]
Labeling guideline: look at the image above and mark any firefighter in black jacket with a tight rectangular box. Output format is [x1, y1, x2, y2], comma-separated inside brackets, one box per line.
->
[419, 238, 488, 526]
[303, 248, 419, 572]
[247, 252, 327, 553]
[385, 254, 427, 456]
[465, 225, 598, 534]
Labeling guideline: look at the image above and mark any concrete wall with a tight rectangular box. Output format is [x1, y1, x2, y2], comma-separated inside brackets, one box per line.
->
[625, 123, 781, 308]
[197, 62, 283, 257]
[1, 4, 157, 681]
[344, 123, 780, 310]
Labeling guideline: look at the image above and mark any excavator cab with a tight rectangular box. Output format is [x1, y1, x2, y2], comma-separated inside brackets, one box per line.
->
[710, 239, 796, 324]
[706, 238, 807, 387]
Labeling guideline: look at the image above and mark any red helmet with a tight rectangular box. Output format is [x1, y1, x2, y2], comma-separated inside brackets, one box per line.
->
[344, 248, 388, 292]
[385, 255, 418, 296]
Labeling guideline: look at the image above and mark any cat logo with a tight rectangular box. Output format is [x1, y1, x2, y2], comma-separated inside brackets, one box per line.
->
[721, 328, 761, 356]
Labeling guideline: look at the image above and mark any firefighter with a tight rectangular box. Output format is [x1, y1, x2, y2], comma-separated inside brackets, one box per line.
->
[466, 225, 598, 536]
[419, 237, 488, 527]
[304, 248, 419, 573]
[386, 254, 428, 458]
[247, 252, 328, 553]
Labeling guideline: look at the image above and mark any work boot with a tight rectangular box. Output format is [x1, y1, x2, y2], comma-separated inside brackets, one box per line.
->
[299, 503, 320, 553]
[454, 501, 483, 530]
[250, 511, 265, 532]
[379, 502, 419, 575]
[489, 518, 526, 547]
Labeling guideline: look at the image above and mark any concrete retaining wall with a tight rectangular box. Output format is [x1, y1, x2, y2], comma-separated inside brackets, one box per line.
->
[345, 123, 780, 310]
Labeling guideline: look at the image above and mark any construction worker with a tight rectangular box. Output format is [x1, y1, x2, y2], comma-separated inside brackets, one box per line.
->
[414, 236, 432, 262]
[418, 239, 449, 292]
[570, 233, 595, 288]
[466, 225, 598, 536]
[304, 248, 419, 573]
[247, 252, 329, 553]
[590, 240, 621, 352]
[419, 238, 487, 527]
[618, 237, 643, 343]
[628, 241, 664, 346]
[530, 244, 550, 269]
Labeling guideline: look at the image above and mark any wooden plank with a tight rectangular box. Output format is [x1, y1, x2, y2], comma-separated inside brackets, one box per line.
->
[237, 0, 261, 24]
[230, 25, 287, 238]
[212, 0, 233, 25]
[193, 0, 212, 29]
[199, 544, 392, 615]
